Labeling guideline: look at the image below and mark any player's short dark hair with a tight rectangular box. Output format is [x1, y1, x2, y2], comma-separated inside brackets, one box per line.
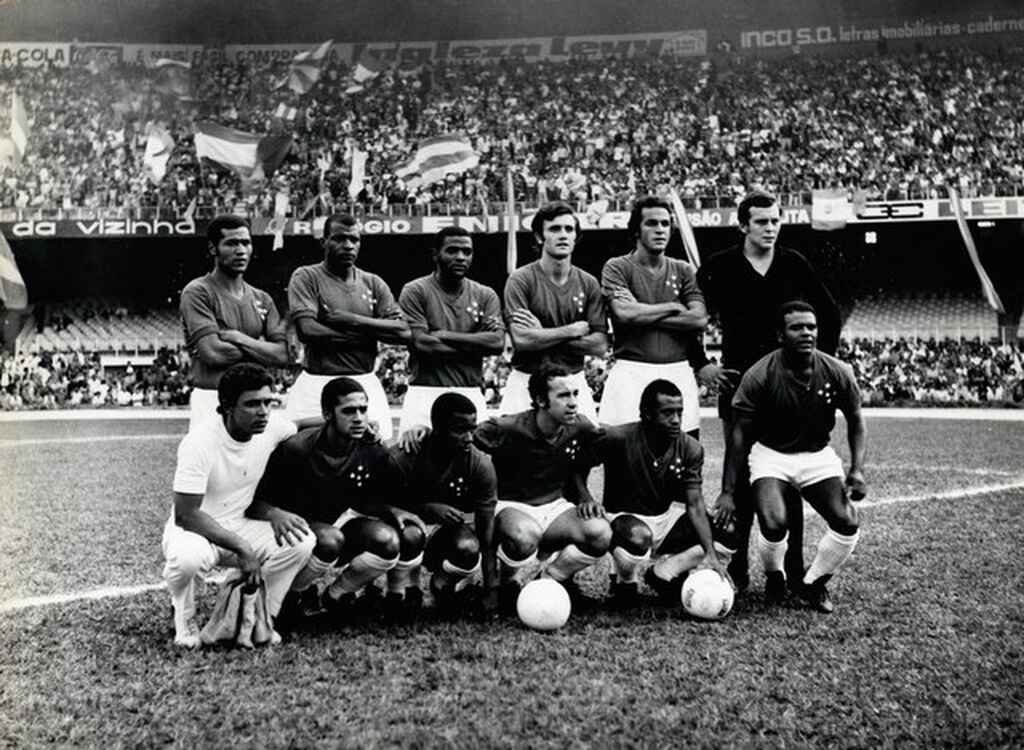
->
[217, 362, 272, 412]
[627, 196, 673, 240]
[322, 213, 360, 240]
[435, 226, 472, 252]
[639, 379, 682, 422]
[528, 362, 575, 409]
[207, 214, 250, 247]
[530, 201, 580, 241]
[776, 299, 817, 330]
[320, 376, 367, 416]
[430, 391, 477, 430]
[737, 190, 778, 226]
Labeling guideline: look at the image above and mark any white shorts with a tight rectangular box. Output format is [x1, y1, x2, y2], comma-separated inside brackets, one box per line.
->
[284, 370, 393, 439]
[605, 501, 688, 553]
[399, 385, 488, 433]
[748, 442, 844, 489]
[495, 497, 576, 535]
[498, 368, 599, 427]
[330, 508, 370, 530]
[598, 359, 700, 432]
[187, 387, 220, 431]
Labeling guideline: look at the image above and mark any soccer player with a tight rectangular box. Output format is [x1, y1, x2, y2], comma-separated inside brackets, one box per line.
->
[398, 227, 504, 432]
[599, 196, 707, 436]
[476, 363, 611, 612]
[391, 392, 498, 615]
[285, 214, 410, 438]
[179, 215, 289, 429]
[161, 363, 314, 648]
[697, 189, 842, 591]
[257, 376, 426, 621]
[500, 201, 607, 426]
[595, 379, 734, 608]
[714, 301, 865, 613]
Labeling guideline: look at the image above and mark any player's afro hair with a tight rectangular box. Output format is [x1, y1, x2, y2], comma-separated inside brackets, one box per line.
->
[430, 391, 477, 430]
[639, 379, 682, 422]
[320, 376, 366, 416]
[217, 363, 273, 412]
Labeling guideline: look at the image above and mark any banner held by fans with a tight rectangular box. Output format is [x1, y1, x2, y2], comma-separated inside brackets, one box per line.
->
[947, 187, 1005, 313]
[396, 135, 478, 188]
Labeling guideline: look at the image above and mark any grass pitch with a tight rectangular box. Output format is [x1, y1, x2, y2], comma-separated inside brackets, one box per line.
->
[1, 414, 1022, 748]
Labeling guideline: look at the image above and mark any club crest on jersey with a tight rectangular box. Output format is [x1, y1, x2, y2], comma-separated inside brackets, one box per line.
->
[360, 289, 377, 309]
[818, 380, 836, 406]
[252, 299, 268, 322]
[564, 438, 580, 460]
[466, 299, 483, 322]
[447, 475, 467, 499]
[571, 291, 585, 314]
[666, 274, 682, 297]
[349, 464, 370, 488]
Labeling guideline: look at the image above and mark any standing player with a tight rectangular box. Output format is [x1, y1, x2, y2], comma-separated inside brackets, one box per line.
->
[594, 379, 734, 608]
[714, 301, 865, 613]
[476, 363, 611, 611]
[161, 363, 314, 648]
[398, 226, 504, 432]
[286, 214, 410, 438]
[391, 392, 498, 615]
[256, 377, 426, 621]
[599, 196, 708, 436]
[697, 189, 842, 591]
[180, 215, 289, 428]
[500, 201, 607, 426]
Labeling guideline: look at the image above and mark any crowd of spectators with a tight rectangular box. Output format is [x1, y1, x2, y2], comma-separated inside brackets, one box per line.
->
[3, 338, 1022, 411]
[3, 45, 1024, 218]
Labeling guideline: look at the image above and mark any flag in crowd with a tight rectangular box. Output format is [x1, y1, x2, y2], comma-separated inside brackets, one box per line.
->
[193, 121, 293, 189]
[344, 51, 384, 94]
[668, 188, 701, 268]
[505, 169, 517, 274]
[274, 103, 298, 122]
[0, 229, 28, 310]
[348, 148, 368, 200]
[279, 40, 333, 95]
[395, 135, 478, 188]
[143, 125, 175, 184]
[947, 187, 1005, 314]
[10, 92, 29, 164]
[811, 188, 854, 231]
[151, 58, 192, 100]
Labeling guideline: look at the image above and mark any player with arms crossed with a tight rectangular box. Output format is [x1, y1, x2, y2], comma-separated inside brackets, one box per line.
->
[398, 226, 504, 432]
[599, 196, 708, 436]
[476, 363, 611, 612]
[162, 363, 314, 648]
[500, 201, 607, 426]
[594, 379, 734, 608]
[697, 189, 842, 592]
[180, 215, 290, 428]
[714, 301, 865, 613]
[286, 214, 410, 438]
[257, 377, 426, 622]
[390, 392, 498, 616]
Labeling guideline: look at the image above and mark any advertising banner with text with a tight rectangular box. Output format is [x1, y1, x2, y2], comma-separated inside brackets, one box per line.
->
[0, 43, 70, 68]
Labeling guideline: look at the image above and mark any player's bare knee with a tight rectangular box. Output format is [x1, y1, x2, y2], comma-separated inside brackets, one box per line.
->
[580, 517, 613, 555]
[448, 527, 480, 567]
[828, 505, 859, 536]
[610, 516, 653, 556]
[398, 522, 426, 560]
[363, 520, 401, 559]
[498, 520, 541, 560]
[313, 527, 345, 561]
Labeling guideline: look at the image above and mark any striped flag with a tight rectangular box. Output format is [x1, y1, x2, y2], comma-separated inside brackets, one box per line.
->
[344, 52, 384, 94]
[395, 135, 478, 188]
[143, 125, 174, 184]
[811, 188, 853, 230]
[0, 228, 28, 310]
[194, 122, 293, 187]
[10, 92, 29, 164]
[505, 169, 517, 274]
[667, 188, 701, 268]
[947, 187, 1005, 313]
[281, 40, 332, 95]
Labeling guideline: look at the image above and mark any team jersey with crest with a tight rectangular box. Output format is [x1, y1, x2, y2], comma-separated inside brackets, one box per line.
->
[287, 262, 401, 375]
[179, 274, 286, 389]
[390, 437, 497, 515]
[731, 349, 860, 453]
[399, 274, 504, 387]
[256, 424, 400, 525]
[503, 260, 605, 373]
[601, 254, 704, 364]
[473, 410, 598, 506]
[592, 422, 703, 516]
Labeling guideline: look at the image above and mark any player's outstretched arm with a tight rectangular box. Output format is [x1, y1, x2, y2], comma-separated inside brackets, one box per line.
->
[173, 492, 264, 583]
[685, 487, 727, 577]
[844, 403, 867, 500]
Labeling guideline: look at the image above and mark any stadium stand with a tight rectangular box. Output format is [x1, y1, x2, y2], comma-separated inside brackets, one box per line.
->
[843, 293, 998, 341]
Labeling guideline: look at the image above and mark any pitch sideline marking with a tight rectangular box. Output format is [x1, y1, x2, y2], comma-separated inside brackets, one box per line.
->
[2, 479, 1022, 614]
[0, 434, 182, 448]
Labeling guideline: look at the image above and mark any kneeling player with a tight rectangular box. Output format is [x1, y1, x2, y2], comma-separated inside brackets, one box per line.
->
[595, 379, 733, 608]
[475, 363, 611, 611]
[391, 392, 498, 615]
[715, 301, 866, 613]
[255, 377, 425, 622]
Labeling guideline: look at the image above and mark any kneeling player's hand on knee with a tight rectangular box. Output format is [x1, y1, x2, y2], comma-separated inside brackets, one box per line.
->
[423, 502, 463, 526]
[576, 500, 605, 520]
[396, 425, 430, 452]
[845, 470, 867, 501]
[390, 507, 427, 533]
[268, 508, 311, 547]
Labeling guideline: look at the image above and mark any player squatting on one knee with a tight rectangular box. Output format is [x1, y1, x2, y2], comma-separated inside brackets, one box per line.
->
[714, 300, 867, 613]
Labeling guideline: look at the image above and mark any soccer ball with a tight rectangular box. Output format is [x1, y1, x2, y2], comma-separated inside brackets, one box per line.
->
[681, 569, 734, 620]
[517, 579, 572, 631]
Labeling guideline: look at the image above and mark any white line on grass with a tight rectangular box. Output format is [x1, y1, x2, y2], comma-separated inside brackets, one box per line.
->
[0, 434, 182, 448]
[856, 478, 1024, 508]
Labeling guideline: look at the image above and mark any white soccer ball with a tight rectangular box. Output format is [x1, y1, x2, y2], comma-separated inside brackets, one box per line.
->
[681, 569, 735, 620]
[517, 579, 572, 631]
